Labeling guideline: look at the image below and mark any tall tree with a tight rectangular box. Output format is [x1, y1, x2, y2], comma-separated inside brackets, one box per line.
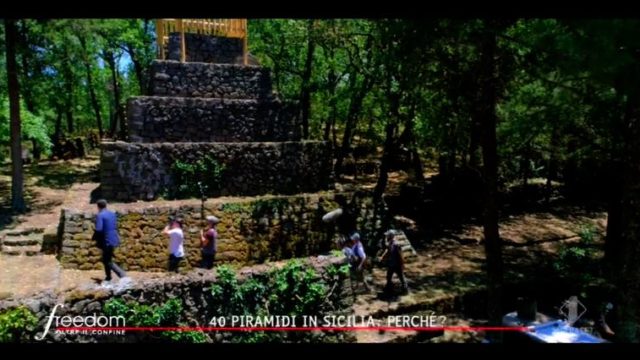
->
[298, 20, 317, 139]
[61, 44, 75, 134]
[334, 69, 373, 177]
[477, 20, 506, 339]
[17, 20, 40, 160]
[102, 49, 126, 139]
[5, 19, 26, 212]
[77, 32, 104, 138]
[612, 86, 640, 342]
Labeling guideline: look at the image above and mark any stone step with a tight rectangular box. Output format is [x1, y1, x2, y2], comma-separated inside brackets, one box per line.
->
[1, 244, 42, 256]
[3, 227, 44, 237]
[151, 60, 274, 100]
[2, 233, 42, 246]
[127, 96, 300, 143]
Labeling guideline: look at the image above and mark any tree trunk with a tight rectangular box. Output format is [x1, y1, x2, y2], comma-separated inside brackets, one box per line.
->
[468, 117, 481, 169]
[54, 109, 62, 144]
[521, 146, 530, 188]
[477, 23, 504, 340]
[323, 92, 337, 142]
[396, 101, 424, 184]
[108, 106, 117, 139]
[104, 50, 125, 139]
[299, 20, 317, 139]
[546, 126, 560, 202]
[406, 123, 426, 184]
[604, 139, 624, 280]
[17, 21, 35, 114]
[143, 19, 154, 95]
[31, 139, 41, 161]
[438, 152, 450, 181]
[17, 20, 40, 161]
[126, 43, 146, 95]
[323, 48, 338, 143]
[609, 92, 640, 342]
[62, 46, 75, 134]
[374, 121, 397, 199]
[5, 19, 26, 212]
[334, 74, 373, 177]
[78, 35, 104, 139]
[447, 124, 458, 177]
[65, 109, 74, 134]
[373, 72, 401, 198]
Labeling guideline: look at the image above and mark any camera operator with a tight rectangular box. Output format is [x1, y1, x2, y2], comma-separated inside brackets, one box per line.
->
[163, 217, 185, 273]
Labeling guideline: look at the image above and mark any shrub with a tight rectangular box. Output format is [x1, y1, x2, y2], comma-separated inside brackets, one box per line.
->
[169, 155, 225, 199]
[0, 306, 38, 343]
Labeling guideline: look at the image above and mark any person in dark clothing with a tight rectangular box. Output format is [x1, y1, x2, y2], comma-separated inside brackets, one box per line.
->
[94, 199, 127, 282]
[379, 230, 408, 294]
[200, 215, 219, 269]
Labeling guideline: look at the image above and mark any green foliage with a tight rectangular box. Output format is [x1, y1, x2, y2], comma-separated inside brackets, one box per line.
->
[209, 261, 348, 343]
[0, 99, 53, 157]
[578, 223, 596, 245]
[210, 265, 247, 315]
[169, 155, 226, 199]
[269, 260, 326, 314]
[103, 298, 206, 343]
[162, 329, 207, 343]
[0, 306, 38, 343]
[0, 19, 154, 154]
[251, 198, 290, 219]
[326, 263, 350, 279]
[220, 202, 249, 213]
[553, 223, 600, 283]
[330, 249, 344, 257]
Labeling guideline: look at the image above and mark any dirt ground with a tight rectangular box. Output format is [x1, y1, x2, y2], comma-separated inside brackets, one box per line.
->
[0, 156, 99, 232]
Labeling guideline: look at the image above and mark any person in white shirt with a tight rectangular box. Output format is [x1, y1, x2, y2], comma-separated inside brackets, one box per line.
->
[163, 218, 185, 273]
[348, 231, 371, 292]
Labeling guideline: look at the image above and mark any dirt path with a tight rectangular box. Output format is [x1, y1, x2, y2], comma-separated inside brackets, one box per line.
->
[349, 208, 607, 343]
[0, 207, 606, 299]
[0, 157, 99, 233]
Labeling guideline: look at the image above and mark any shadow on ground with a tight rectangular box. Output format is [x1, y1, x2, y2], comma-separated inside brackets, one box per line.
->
[30, 160, 99, 190]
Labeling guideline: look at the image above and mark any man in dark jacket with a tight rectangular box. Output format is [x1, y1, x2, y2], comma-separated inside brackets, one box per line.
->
[94, 199, 126, 282]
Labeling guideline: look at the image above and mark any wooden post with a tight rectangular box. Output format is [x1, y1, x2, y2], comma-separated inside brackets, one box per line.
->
[178, 19, 186, 62]
[243, 20, 248, 65]
[156, 19, 165, 59]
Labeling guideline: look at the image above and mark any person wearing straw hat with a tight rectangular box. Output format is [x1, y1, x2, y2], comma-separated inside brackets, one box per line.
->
[200, 215, 220, 269]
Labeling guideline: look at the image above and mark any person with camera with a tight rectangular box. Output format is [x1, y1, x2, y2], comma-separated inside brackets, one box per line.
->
[163, 217, 185, 273]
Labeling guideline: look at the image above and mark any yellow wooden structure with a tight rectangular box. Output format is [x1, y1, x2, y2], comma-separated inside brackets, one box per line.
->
[155, 19, 248, 65]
